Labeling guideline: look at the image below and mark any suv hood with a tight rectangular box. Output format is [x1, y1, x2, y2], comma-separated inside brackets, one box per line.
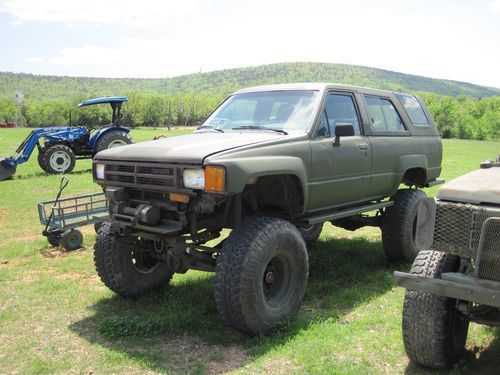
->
[94, 132, 289, 164]
[437, 166, 500, 205]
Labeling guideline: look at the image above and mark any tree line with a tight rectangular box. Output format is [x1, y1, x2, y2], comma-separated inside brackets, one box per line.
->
[0, 91, 498, 141]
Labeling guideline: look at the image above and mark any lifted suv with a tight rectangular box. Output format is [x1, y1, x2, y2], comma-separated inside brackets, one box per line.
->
[395, 157, 500, 369]
[93, 83, 443, 334]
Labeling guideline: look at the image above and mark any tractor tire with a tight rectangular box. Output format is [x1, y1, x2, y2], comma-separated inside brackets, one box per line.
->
[214, 217, 308, 335]
[402, 250, 469, 369]
[61, 229, 83, 251]
[37, 151, 48, 172]
[96, 131, 132, 152]
[94, 223, 173, 297]
[296, 222, 323, 245]
[43, 145, 76, 174]
[382, 189, 427, 262]
[94, 221, 103, 233]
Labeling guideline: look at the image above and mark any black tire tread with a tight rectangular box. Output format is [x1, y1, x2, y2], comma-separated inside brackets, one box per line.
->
[96, 131, 132, 152]
[93, 223, 173, 297]
[214, 217, 308, 334]
[382, 189, 426, 262]
[402, 250, 468, 369]
[43, 144, 76, 174]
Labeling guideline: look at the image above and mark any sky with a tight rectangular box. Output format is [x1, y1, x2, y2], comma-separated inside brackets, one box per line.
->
[0, 0, 499, 88]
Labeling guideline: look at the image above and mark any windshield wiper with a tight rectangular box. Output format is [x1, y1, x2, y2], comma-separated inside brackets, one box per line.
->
[231, 125, 288, 135]
[196, 125, 224, 133]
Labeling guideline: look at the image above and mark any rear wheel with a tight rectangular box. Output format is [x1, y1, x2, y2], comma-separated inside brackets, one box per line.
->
[96, 131, 132, 152]
[402, 250, 469, 369]
[296, 222, 323, 245]
[94, 223, 173, 297]
[382, 189, 426, 262]
[43, 145, 76, 174]
[214, 217, 308, 334]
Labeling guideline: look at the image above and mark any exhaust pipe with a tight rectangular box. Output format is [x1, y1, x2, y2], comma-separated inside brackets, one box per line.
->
[0, 159, 16, 181]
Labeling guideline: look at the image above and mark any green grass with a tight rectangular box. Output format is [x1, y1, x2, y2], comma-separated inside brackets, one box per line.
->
[0, 128, 499, 374]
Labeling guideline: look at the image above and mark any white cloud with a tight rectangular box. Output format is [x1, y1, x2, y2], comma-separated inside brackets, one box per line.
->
[488, 0, 500, 12]
[25, 56, 44, 63]
[0, 0, 200, 27]
[52, 46, 124, 65]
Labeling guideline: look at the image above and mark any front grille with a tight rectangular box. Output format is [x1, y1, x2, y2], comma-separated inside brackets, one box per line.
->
[433, 202, 500, 258]
[99, 160, 196, 193]
[476, 218, 500, 281]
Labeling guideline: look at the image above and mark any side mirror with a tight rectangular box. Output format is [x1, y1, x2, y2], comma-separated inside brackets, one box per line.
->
[333, 123, 355, 146]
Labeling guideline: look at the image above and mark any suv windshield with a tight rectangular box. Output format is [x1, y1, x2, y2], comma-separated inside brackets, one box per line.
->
[198, 90, 319, 133]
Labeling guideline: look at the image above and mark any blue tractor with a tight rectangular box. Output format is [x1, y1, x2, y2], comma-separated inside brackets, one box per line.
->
[0, 97, 132, 181]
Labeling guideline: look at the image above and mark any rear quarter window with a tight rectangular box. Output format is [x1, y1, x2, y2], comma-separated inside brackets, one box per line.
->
[395, 93, 430, 126]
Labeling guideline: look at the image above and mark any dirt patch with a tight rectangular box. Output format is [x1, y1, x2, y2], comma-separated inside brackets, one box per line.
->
[158, 335, 250, 374]
[257, 355, 304, 374]
[39, 245, 88, 258]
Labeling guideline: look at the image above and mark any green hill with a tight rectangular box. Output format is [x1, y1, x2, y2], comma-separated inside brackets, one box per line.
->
[1, 62, 499, 102]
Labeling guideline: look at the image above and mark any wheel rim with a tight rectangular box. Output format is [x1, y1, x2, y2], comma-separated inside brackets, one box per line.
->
[67, 232, 80, 248]
[107, 139, 127, 148]
[49, 151, 71, 172]
[262, 255, 292, 306]
[130, 249, 160, 274]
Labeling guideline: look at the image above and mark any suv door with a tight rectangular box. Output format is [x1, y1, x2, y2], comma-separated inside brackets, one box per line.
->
[308, 92, 372, 210]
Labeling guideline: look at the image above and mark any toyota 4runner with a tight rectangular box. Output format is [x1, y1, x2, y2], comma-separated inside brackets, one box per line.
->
[93, 83, 443, 334]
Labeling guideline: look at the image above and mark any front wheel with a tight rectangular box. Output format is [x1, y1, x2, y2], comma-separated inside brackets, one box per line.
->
[402, 250, 469, 369]
[382, 189, 426, 262]
[61, 229, 83, 251]
[93, 223, 173, 297]
[214, 217, 308, 335]
[43, 145, 76, 174]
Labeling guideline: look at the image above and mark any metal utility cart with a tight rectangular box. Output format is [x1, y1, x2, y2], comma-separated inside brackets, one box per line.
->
[38, 177, 109, 250]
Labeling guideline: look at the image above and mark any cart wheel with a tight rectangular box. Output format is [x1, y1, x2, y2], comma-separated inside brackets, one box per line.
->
[61, 229, 83, 251]
[94, 222, 103, 233]
[47, 231, 62, 246]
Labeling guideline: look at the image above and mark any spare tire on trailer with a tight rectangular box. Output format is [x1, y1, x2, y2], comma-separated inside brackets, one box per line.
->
[96, 131, 132, 152]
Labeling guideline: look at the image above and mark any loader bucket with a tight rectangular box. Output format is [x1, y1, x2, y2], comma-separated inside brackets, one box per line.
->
[0, 159, 16, 181]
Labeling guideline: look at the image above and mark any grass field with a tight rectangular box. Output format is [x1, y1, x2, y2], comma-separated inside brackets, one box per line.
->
[0, 128, 499, 374]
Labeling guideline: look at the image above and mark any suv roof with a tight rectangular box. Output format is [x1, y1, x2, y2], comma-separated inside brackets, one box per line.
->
[234, 82, 396, 96]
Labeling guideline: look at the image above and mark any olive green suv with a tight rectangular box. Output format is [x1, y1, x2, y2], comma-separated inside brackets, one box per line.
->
[93, 83, 443, 334]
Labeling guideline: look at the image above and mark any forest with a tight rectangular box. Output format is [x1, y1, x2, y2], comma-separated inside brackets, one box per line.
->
[0, 62, 499, 140]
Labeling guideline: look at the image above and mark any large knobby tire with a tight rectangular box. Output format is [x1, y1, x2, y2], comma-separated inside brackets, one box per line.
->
[94, 223, 173, 297]
[214, 217, 309, 335]
[96, 131, 132, 152]
[402, 250, 469, 369]
[382, 189, 427, 262]
[43, 144, 76, 174]
[37, 151, 48, 172]
[296, 222, 323, 246]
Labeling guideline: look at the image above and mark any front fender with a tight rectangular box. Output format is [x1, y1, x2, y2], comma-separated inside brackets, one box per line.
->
[216, 156, 309, 203]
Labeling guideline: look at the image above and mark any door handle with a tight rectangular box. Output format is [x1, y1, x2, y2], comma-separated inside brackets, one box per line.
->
[358, 143, 368, 150]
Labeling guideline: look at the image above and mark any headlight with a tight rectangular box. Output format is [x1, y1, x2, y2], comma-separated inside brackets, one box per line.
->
[95, 163, 105, 180]
[183, 169, 205, 189]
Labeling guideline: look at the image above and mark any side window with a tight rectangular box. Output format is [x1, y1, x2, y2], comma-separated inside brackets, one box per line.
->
[395, 93, 430, 126]
[321, 94, 361, 136]
[365, 96, 406, 132]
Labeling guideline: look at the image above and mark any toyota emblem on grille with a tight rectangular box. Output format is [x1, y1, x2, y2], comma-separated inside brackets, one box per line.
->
[151, 168, 169, 175]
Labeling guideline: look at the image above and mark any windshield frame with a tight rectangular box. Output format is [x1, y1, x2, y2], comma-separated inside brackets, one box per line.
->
[197, 89, 320, 134]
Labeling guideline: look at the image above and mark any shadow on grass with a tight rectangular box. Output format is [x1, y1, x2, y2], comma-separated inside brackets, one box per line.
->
[70, 236, 399, 373]
[404, 327, 500, 375]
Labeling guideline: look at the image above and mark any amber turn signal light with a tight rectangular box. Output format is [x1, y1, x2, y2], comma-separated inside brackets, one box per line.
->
[204, 165, 225, 192]
[169, 193, 190, 203]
